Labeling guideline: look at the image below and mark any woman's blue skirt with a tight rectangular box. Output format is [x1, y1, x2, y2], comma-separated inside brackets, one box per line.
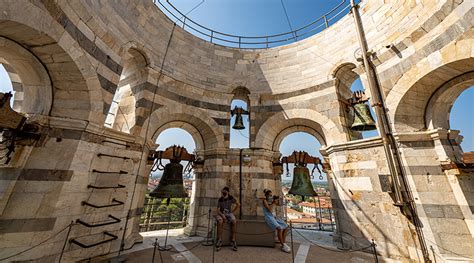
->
[264, 212, 288, 231]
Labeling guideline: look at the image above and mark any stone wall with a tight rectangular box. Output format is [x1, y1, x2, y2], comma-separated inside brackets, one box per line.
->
[0, 0, 472, 262]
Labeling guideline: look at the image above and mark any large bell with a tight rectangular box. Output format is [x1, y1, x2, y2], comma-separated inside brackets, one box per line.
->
[351, 103, 377, 131]
[289, 165, 317, 197]
[232, 112, 245, 130]
[150, 161, 188, 199]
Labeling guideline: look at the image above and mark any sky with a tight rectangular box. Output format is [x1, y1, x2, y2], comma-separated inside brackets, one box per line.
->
[158, 0, 354, 48]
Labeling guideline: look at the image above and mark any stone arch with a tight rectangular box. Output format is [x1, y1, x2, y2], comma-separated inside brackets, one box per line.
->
[389, 57, 474, 132]
[255, 108, 344, 150]
[151, 121, 204, 151]
[120, 48, 148, 80]
[425, 71, 474, 130]
[331, 62, 367, 140]
[272, 125, 326, 152]
[0, 19, 104, 122]
[141, 105, 225, 150]
[231, 86, 251, 102]
[105, 47, 149, 131]
[0, 37, 52, 115]
[386, 38, 473, 132]
[332, 62, 358, 87]
[119, 41, 155, 68]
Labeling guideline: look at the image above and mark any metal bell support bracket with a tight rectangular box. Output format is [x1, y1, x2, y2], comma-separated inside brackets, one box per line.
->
[0, 92, 40, 164]
[281, 151, 323, 200]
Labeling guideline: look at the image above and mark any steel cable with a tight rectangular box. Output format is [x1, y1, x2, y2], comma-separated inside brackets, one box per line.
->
[0, 222, 73, 261]
[293, 228, 373, 253]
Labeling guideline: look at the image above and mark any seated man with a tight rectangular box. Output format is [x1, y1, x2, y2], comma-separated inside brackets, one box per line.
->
[215, 186, 240, 251]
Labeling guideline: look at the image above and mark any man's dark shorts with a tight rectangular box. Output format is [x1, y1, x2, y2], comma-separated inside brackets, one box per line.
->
[215, 213, 236, 224]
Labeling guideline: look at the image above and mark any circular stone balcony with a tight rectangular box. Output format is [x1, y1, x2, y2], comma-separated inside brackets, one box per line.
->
[154, 0, 356, 49]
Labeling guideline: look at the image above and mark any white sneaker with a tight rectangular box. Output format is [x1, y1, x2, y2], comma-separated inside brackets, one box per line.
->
[281, 243, 291, 253]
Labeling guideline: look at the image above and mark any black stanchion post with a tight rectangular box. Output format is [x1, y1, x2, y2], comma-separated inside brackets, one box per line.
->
[58, 221, 73, 262]
[202, 208, 213, 246]
[158, 241, 163, 263]
[152, 238, 158, 263]
[337, 231, 349, 251]
[212, 221, 216, 263]
[290, 222, 295, 263]
[317, 195, 323, 230]
[329, 208, 334, 231]
[371, 239, 378, 263]
[159, 205, 172, 251]
[430, 245, 437, 263]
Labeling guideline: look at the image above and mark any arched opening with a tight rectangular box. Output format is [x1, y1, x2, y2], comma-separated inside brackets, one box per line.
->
[391, 61, 474, 257]
[279, 132, 335, 231]
[230, 99, 250, 148]
[450, 87, 474, 220]
[333, 63, 378, 141]
[140, 128, 197, 232]
[0, 36, 52, 115]
[450, 87, 474, 152]
[105, 48, 147, 132]
[0, 64, 14, 107]
[0, 21, 102, 122]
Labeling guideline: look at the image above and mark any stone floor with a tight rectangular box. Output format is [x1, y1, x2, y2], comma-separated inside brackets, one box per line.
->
[97, 228, 379, 263]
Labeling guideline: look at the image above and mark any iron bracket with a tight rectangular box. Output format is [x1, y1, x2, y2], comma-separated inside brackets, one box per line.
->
[69, 231, 118, 248]
[81, 198, 124, 208]
[76, 215, 121, 228]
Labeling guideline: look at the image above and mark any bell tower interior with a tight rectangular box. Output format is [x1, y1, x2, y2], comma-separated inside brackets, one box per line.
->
[0, 1, 473, 262]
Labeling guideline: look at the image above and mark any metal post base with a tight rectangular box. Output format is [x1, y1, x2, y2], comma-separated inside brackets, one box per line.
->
[201, 230, 214, 246]
[158, 245, 172, 251]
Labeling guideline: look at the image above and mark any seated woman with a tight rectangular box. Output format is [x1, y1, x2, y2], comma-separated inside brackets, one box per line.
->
[262, 189, 291, 253]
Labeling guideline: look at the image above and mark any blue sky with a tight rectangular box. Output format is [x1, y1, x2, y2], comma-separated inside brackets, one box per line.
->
[158, 0, 354, 47]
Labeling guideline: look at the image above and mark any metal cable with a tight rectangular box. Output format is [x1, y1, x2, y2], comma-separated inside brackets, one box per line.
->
[174, 0, 205, 23]
[280, 0, 296, 40]
[293, 228, 373, 253]
[0, 223, 73, 261]
[116, 23, 177, 260]
[116, 106, 131, 132]
[425, 237, 474, 260]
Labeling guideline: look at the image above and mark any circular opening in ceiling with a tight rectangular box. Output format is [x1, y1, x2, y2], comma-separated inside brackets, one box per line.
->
[155, 0, 359, 49]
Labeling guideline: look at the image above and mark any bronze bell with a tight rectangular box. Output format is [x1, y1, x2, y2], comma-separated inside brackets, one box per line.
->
[351, 103, 377, 131]
[0, 92, 26, 130]
[289, 165, 317, 198]
[150, 160, 188, 199]
[232, 112, 245, 130]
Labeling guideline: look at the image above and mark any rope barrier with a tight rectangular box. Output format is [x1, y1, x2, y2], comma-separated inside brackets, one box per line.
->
[426, 238, 474, 260]
[293, 228, 373, 253]
[0, 222, 73, 261]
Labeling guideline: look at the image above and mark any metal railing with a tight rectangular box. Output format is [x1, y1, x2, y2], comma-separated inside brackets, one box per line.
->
[139, 197, 189, 232]
[153, 0, 354, 49]
[285, 196, 336, 232]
